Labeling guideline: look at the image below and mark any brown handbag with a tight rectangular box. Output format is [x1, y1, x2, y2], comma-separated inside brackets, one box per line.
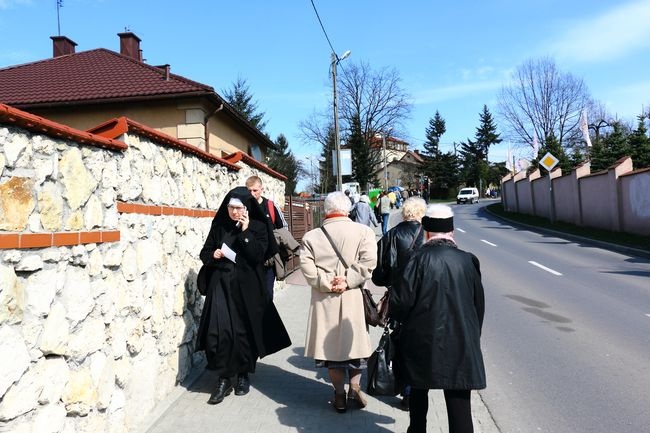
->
[320, 226, 383, 326]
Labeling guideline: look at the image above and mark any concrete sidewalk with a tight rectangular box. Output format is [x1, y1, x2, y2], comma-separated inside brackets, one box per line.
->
[144, 263, 499, 433]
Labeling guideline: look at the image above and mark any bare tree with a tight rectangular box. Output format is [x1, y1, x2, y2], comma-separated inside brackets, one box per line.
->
[299, 61, 412, 190]
[338, 61, 411, 140]
[498, 57, 590, 152]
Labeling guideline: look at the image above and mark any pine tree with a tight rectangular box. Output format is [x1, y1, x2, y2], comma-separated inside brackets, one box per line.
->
[318, 126, 337, 194]
[474, 105, 502, 160]
[267, 134, 302, 195]
[628, 114, 650, 169]
[222, 77, 267, 132]
[348, 115, 377, 191]
[423, 111, 446, 158]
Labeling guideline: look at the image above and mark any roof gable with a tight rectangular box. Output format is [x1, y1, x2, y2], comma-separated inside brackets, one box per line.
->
[0, 48, 214, 106]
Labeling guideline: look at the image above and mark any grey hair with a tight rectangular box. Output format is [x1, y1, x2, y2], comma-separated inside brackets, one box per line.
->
[324, 191, 352, 214]
[401, 197, 427, 221]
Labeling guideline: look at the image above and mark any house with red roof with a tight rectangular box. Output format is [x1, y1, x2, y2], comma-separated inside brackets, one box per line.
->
[0, 32, 273, 161]
[367, 135, 425, 189]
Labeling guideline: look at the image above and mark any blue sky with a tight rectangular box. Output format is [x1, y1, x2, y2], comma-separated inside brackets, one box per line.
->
[2, 0, 650, 185]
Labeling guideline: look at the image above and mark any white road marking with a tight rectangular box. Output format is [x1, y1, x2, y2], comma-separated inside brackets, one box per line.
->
[457, 228, 466, 233]
[528, 261, 563, 276]
[645, 314, 650, 318]
[481, 239, 497, 247]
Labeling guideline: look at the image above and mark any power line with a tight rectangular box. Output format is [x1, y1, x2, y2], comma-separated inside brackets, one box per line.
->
[309, 0, 336, 56]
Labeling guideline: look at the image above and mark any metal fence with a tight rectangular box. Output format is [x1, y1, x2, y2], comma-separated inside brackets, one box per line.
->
[282, 196, 324, 275]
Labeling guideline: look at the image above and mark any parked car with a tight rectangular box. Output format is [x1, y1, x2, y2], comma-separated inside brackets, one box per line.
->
[456, 187, 479, 204]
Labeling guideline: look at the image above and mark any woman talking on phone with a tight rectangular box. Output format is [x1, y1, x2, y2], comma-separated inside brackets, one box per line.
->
[197, 186, 291, 405]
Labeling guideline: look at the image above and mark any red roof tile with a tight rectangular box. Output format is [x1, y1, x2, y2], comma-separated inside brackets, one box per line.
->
[0, 103, 127, 151]
[88, 116, 240, 171]
[0, 49, 214, 106]
[222, 151, 288, 181]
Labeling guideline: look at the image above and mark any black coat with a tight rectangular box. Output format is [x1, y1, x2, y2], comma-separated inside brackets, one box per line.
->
[371, 220, 423, 290]
[390, 239, 486, 390]
[196, 187, 290, 374]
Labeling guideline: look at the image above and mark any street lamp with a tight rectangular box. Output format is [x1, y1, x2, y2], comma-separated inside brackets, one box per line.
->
[305, 155, 320, 195]
[331, 50, 351, 192]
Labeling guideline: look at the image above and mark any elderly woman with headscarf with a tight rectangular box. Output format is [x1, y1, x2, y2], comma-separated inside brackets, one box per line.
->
[197, 186, 291, 405]
[299, 191, 377, 413]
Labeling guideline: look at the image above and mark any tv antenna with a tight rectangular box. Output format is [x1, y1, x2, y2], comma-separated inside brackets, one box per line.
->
[56, 0, 63, 36]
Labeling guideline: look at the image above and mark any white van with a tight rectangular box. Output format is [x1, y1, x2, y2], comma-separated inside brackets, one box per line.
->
[456, 187, 479, 204]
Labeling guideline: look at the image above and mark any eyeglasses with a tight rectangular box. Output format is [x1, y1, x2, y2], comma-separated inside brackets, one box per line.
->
[227, 205, 246, 211]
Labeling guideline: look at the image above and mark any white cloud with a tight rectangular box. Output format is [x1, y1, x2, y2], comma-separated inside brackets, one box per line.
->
[0, 0, 31, 9]
[549, 0, 650, 63]
[413, 80, 503, 105]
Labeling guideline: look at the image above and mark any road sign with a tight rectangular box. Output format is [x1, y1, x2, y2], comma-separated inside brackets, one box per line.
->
[539, 152, 559, 172]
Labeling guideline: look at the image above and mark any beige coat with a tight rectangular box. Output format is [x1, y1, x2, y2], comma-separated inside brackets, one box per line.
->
[299, 217, 377, 361]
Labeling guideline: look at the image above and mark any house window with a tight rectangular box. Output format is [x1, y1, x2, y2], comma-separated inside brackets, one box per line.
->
[250, 143, 262, 161]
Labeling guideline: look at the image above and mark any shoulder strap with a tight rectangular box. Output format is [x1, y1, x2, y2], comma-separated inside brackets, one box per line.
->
[320, 226, 349, 269]
[267, 199, 276, 224]
[408, 225, 423, 251]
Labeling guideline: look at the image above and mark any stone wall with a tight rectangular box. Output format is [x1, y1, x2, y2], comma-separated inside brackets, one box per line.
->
[0, 120, 286, 433]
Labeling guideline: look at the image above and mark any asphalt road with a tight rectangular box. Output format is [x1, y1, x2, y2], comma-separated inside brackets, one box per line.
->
[451, 200, 650, 433]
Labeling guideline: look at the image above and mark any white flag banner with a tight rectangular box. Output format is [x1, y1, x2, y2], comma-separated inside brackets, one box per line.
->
[507, 144, 513, 171]
[532, 131, 539, 156]
[580, 109, 592, 147]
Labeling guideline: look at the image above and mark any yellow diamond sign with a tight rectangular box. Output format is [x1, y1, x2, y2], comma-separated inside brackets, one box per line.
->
[540, 152, 559, 172]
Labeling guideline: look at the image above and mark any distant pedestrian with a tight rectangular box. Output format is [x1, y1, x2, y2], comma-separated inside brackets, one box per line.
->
[379, 192, 392, 235]
[299, 191, 377, 413]
[391, 204, 486, 433]
[354, 194, 378, 228]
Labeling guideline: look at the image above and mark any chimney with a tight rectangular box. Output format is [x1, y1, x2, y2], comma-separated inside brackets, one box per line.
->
[118, 32, 142, 61]
[50, 36, 77, 57]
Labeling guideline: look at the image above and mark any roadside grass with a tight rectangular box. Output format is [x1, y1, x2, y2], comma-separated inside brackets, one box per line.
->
[486, 203, 650, 252]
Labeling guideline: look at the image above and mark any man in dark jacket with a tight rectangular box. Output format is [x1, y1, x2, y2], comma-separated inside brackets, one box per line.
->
[390, 204, 485, 433]
[246, 176, 286, 300]
[371, 196, 426, 410]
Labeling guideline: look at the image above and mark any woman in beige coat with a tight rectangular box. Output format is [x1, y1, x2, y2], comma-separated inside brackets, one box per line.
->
[300, 191, 377, 413]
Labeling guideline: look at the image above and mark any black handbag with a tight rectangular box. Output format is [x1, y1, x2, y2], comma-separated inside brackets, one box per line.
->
[366, 325, 399, 396]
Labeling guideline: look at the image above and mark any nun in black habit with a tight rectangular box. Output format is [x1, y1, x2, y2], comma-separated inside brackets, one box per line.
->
[197, 186, 291, 405]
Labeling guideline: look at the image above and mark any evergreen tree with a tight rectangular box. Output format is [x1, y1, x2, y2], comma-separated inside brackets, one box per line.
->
[267, 134, 302, 195]
[590, 122, 630, 171]
[423, 111, 446, 157]
[458, 138, 485, 187]
[222, 77, 267, 132]
[422, 111, 450, 196]
[348, 115, 377, 191]
[474, 105, 502, 160]
[628, 114, 650, 169]
[318, 126, 337, 194]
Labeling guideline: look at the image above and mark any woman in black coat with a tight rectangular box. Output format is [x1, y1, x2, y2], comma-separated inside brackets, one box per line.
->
[197, 186, 291, 405]
[390, 204, 485, 433]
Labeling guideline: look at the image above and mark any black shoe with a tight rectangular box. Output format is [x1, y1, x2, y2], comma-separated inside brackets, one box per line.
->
[207, 378, 232, 405]
[234, 373, 250, 396]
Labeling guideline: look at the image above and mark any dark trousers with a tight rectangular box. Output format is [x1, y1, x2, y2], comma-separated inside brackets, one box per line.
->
[409, 388, 473, 433]
[264, 267, 275, 300]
